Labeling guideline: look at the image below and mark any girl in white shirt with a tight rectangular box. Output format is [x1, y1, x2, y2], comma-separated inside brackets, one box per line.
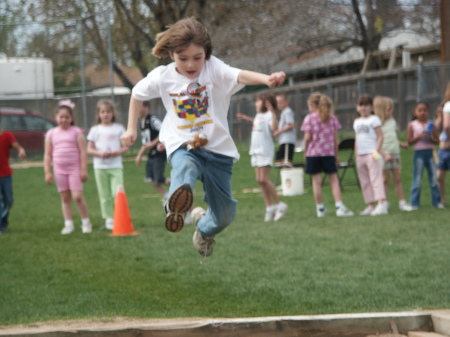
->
[237, 93, 288, 222]
[354, 94, 388, 216]
[87, 99, 128, 230]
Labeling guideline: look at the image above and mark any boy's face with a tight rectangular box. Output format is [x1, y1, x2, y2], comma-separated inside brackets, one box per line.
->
[276, 96, 288, 111]
[170, 43, 206, 80]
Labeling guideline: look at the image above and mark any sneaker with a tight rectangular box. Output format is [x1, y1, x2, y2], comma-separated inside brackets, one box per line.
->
[370, 203, 388, 216]
[360, 206, 374, 215]
[316, 206, 326, 218]
[437, 203, 445, 209]
[165, 183, 193, 233]
[61, 224, 74, 235]
[190, 207, 206, 227]
[105, 218, 114, 230]
[399, 201, 413, 211]
[264, 207, 276, 222]
[274, 202, 288, 221]
[82, 221, 92, 233]
[193, 229, 215, 260]
[336, 205, 354, 217]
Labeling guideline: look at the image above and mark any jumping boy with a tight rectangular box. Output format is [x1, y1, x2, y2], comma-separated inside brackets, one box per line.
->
[121, 17, 285, 260]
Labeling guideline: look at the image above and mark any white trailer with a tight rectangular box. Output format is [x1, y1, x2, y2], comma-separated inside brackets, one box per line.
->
[0, 57, 54, 99]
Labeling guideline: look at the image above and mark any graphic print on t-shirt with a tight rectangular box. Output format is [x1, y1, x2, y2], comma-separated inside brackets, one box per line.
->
[170, 83, 212, 130]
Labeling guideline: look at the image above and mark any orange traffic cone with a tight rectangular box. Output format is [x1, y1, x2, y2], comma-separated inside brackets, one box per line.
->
[111, 185, 140, 236]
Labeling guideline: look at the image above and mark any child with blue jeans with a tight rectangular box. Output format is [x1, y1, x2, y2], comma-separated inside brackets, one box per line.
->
[121, 17, 286, 260]
[0, 119, 26, 234]
[406, 101, 441, 209]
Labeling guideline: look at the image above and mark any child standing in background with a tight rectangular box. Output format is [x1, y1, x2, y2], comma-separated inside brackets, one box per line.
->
[274, 93, 296, 167]
[44, 100, 93, 234]
[407, 101, 442, 209]
[120, 17, 286, 259]
[87, 99, 128, 230]
[373, 96, 413, 211]
[301, 92, 353, 217]
[353, 94, 388, 216]
[237, 93, 288, 222]
[134, 101, 169, 203]
[0, 115, 26, 234]
[434, 82, 450, 206]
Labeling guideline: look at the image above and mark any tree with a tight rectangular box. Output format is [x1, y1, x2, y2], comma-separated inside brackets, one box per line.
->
[3, 0, 441, 91]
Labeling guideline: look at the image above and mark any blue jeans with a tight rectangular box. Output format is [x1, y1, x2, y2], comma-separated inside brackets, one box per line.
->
[410, 149, 441, 207]
[169, 147, 236, 237]
[0, 175, 13, 232]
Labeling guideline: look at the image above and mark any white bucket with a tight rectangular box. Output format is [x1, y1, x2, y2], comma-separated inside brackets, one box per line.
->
[280, 168, 304, 196]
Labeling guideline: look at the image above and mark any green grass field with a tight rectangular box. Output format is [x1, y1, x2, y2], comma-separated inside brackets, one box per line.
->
[0, 141, 448, 326]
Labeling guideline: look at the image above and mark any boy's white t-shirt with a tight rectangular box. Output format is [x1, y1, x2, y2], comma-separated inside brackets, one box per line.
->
[278, 107, 296, 145]
[353, 114, 382, 155]
[132, 56, 245, 161]
[87, 123, 126, 169]
[249, 112, 274, 158]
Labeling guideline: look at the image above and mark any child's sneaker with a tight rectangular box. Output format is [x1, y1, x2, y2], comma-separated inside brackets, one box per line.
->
[264, 207, 276, 222]
[105, 218, 114, 230]
[82, 220, 92, 233]
[274, 202, 288, 221]
[61, 224, 74, 235]
[193, 229, 215, 260]
[190, 207, 214, 260]
[336, 205, 354, 217]
[165, 183, 193, 232]
[437, 203, 445, 209]
[316, 206, 326, 218]
[360, 206, 374, 215]
[190, 207, 206, 227]
[399, 201, 413, 211]
[370, 203, 388, 216]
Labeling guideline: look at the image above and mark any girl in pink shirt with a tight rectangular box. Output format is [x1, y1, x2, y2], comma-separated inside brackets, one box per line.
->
[44, 100, 92, 234]
[406, 101, 441, 209]
[301, 92, 353, 218]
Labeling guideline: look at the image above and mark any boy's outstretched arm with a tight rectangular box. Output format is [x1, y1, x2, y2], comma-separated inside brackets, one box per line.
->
[121, 97, 144, 147]
[238, 70, 286, 88]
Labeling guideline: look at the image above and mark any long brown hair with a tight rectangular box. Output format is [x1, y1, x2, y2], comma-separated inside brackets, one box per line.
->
[152, 17, 212, 60]
[307, 92, 333, 123]
[257, 93, 277, 113]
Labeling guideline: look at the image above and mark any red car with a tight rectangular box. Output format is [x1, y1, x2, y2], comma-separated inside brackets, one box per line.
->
[0, 107, 56, 157]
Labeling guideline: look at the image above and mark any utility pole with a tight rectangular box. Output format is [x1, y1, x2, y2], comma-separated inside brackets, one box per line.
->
[441, 0, 450, 63]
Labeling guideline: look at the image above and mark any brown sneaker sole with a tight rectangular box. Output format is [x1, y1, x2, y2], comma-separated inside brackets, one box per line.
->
[165, 183, 193, 232]
[165, 213, 184, 233]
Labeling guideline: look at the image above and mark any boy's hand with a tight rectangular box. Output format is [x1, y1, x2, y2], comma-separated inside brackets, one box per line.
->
[156, 143, 165, 152]
[18, 148, 26, 160]
[135, 154, 142, 167]
[121, 130, 137, 147]
[268, 71, 286, 88]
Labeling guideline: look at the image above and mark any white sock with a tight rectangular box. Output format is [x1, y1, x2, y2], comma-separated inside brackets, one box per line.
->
[335, 202, 344, 209]
[316, 204, 325, 210]
[81, 218, 90, 225]
[64, 220, 74, 227]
